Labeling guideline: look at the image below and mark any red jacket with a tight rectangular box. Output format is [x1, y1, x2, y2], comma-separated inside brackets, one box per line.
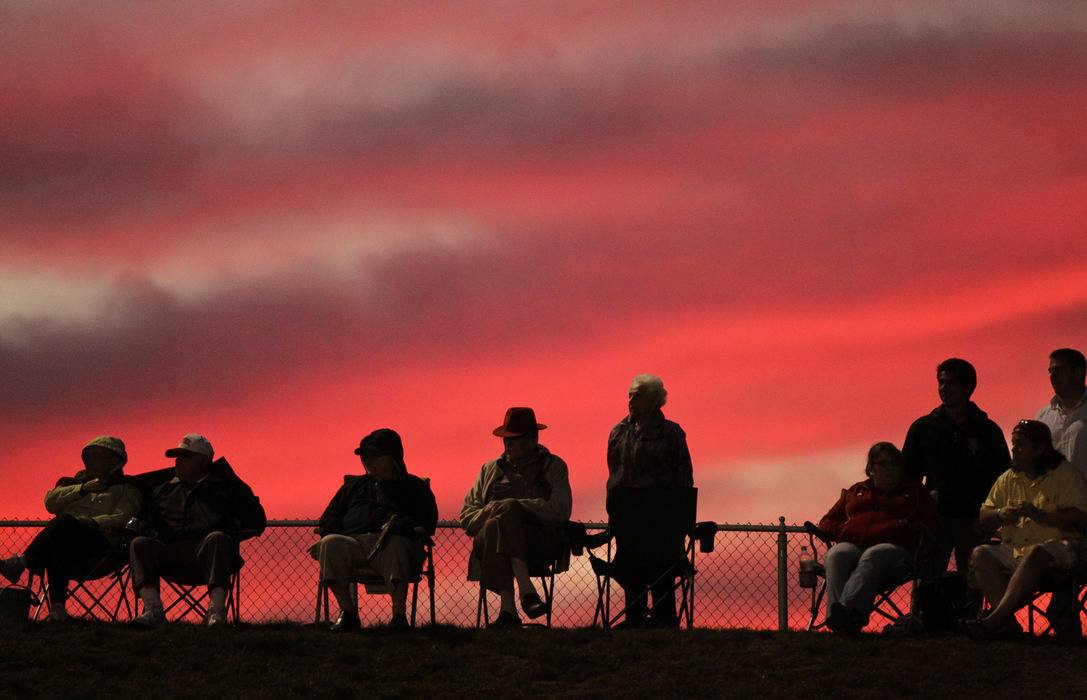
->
[817, 478, 939, 551]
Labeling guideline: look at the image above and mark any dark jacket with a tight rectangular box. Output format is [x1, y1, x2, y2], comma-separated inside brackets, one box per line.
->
[606, 410, 693, 495]
[818, 478, 939, 551]
[902, 402, 1010, 518]
[147, 458, 266, 541]
[318, 472, 437, 538]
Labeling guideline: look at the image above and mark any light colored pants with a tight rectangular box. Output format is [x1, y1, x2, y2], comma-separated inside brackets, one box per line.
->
[130, 531, 238, 591]
[311, 533, 421, 588]
[824, 542, 911, 616]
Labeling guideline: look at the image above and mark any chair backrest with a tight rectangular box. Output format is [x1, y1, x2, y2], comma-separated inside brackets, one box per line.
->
[608, 486, 697, 566]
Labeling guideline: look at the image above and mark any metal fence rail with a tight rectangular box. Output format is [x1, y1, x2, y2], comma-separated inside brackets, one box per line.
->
[0, 518, 906, 630]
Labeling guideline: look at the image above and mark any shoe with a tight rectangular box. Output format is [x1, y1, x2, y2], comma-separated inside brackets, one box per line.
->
[205, 609, 228, 627]
[613, 616, 648, 630]
[648, 613, 680, 629]
[827, 603, 862, 634]
[388, 613, 409, 630]
[520, 592, 549, 620]
[330, 610, 361, 633]
[489, 611, 522, 629]
[963, 617, 1022, 642]
[131, 608, 166, 629]
[46, 607, 70, 622]
[0, 556, 25, 585]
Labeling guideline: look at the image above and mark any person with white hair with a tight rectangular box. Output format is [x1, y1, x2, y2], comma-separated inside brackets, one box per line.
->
[606, 374, 693, 627]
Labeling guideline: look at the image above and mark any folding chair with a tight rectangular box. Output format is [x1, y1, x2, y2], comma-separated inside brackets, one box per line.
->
[800, 521, 922, 632]
[29, 552, 133, 622]
[315, 532, 436, 627]
[160, 568, 241, 624]
[474, 533, 571, 628]
[583, 487, 716, 629]
[1025, 564, 1087, 637]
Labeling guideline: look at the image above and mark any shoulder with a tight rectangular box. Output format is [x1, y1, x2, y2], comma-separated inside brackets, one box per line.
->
[609, 417, 632, 437]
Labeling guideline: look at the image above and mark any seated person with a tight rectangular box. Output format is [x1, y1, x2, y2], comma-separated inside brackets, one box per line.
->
[606, 374, 693, 628]
[0, 436, 140, 621]
[460, 407, 572, 628]
[130, 434, 266, 627]
[966, 419, 1087, 639]
[817, 442, 938, 634]
[310, 429, 438, 632]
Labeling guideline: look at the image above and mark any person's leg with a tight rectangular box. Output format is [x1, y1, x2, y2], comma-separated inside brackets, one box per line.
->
[981, 544, 1056, 630]
[649, 576, 678, 627]
[196, 531, 239, 622]
[369, 534, 421, 624]
[314, 534, 366, 617]
[129, 536, 166, 623]
[42, 517, 110, 608]
[823, 542, 862, 610]
[969, 544, 1012, 616]
[839, 543, 911, 618]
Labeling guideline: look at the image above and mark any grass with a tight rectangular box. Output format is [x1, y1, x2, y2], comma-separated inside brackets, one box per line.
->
[0, 621, 1082, 699]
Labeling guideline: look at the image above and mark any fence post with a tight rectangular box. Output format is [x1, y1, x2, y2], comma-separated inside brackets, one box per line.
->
[777, 516, 787, 631]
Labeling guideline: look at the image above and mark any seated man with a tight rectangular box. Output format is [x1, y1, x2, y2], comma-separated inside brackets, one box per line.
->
[606, 374, 693, 627]
[966, 420, 1087, 639]
[310, 429, 438, 631]
[130, 434, 266, 627]
[460, 407, 572, 628]
[0, 436, 141, 621]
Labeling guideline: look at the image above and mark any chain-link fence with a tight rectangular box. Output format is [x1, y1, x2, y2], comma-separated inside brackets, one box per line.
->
[0, 518, 912, 630]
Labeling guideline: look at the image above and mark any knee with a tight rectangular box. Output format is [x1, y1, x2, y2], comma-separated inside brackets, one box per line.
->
[1021, 544, 1055, 566]
[130, 536, 156, 554]
[204, 531, 233, 545]
[969, 545, 995, 572]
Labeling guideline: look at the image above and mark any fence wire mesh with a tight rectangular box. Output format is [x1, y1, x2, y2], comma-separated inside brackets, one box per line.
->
[2, 518, 927, 630]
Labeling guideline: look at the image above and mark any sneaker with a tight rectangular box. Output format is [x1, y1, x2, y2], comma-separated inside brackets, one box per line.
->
[489, 611, 522, 629]
[46, 607, 70, 622]
[205, 609, 228, 627]
[520, 592, 549, 620]
[330, 609, 361, 633]
[0, 556, 25, 585]
[388, 613, 410, 631]
[131, 608, 166, 629]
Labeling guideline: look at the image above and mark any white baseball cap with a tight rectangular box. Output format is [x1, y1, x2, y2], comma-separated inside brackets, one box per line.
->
[165, 433, 214, 458]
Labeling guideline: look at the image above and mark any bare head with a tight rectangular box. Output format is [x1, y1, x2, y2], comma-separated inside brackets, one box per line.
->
[628, 374, 667, 419]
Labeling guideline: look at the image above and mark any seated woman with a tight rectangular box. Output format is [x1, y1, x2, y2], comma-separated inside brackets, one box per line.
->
[0, 436, 141, 621]
[816, 441, 939, 634]
[460, 407, 572, 628]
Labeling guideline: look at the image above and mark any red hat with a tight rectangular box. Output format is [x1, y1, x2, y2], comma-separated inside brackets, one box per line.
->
[492, 407, 547, 437]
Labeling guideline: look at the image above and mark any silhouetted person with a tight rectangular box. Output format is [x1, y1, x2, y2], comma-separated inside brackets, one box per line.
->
[129, 434, 266, 627]
[817, 442, 939, 634]
[903, 358, 1009, 572]
[966, 420, 1087, 640]
[606, 374, 693, 628]
[0, 436, 140, 621]
[460, 407, 572, 628]
[311, 429, 438, 631]
[1035, 348, 1087, 480]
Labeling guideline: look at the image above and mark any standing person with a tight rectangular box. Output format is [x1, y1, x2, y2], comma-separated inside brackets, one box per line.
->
[1035, 348, 1087, 480]
[311, 429, 438, 632]
[817, 442, 939, 634]
[129, 434, 266, 627]
[0, 436, 140, 621]
[606, 374, 693, 628]
[966, 420, 1087, 640]
[460, 407, 572, 628]
[903, 358, 1010, 573]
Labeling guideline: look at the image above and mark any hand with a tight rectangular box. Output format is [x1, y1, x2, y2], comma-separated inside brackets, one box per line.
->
[999, 504, 1024, 522]
[82, 478, 107, 493]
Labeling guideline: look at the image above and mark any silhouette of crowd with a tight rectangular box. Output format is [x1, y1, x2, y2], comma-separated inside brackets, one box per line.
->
[1, 349, 1085, 638]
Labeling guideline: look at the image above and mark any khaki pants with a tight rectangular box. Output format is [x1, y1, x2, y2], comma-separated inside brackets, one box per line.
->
[311, 533, 422, 588]
[471, 500, 560, 593]
[130, 532, 238, 591]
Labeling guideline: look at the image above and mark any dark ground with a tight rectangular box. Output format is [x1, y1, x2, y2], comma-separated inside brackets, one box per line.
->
[0, 621, 1080, 699]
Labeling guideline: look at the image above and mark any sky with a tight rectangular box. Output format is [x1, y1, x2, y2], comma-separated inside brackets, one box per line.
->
[2, 0, 1086, 525]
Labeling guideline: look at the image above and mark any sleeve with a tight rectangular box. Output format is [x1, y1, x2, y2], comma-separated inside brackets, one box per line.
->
[232, 480, 267, 537]
[415, 479, 439, 536]
[673, 426, 694, 488]
[901, 419, 925, 484]
[516, 455, 572, 524]
[982, 422, 1011, 494]
[914, 484, 941, 537]
[817, 488, 849, 540]
[982, 471, 1009, 510]
[317, 482, 349, 536]
[43, 483, 85, 515]
[1057, 466, 1087, 513]
[459, 464, 490, 537]
[89, 484, 142, 533]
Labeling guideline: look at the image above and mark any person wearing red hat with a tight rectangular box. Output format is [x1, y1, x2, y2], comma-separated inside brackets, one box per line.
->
[965, 420, 1087, 639]
[460, 407, 572, 628]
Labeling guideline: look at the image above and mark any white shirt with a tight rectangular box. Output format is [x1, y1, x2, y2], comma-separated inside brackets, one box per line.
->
[1036, 392, 1087, 481]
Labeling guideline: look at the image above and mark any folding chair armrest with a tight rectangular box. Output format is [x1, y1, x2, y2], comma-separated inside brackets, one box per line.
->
[803, 521, 833, 547]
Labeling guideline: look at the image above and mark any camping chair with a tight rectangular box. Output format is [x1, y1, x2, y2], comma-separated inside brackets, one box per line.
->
[582, 487, 716, 629]
[314, 530, 436, 627]
[29, 552, 133, 622]
[1024, 562, 1087, 637]
[801, 521, 929, 632]
[160, 567, 241, 624]
[474, 529, 571, 628]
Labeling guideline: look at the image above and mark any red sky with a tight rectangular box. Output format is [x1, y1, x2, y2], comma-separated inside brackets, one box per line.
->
[3, 1, 1086, 525]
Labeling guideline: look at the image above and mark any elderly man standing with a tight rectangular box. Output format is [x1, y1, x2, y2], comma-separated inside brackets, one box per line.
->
[607, 374, 693, 628]
[311, 429, 438, 631]
[966, 420, 1087, 640]
[130, 434, 266, 627]
[461, 407, 572, 628]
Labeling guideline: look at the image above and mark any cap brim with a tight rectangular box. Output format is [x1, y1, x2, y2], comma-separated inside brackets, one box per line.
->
[492, 423, 547, 437]
[165, 448, 204, 457]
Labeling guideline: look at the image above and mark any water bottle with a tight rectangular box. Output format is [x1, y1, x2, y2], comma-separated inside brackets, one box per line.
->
[798, 545, 818, 588]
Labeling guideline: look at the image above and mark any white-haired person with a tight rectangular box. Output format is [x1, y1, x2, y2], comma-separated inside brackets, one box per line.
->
[460, 407, 573, 628]
[606, 374, 694, 628]
[0, 436, 141, 621]
[965, 419, 1087, 640]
